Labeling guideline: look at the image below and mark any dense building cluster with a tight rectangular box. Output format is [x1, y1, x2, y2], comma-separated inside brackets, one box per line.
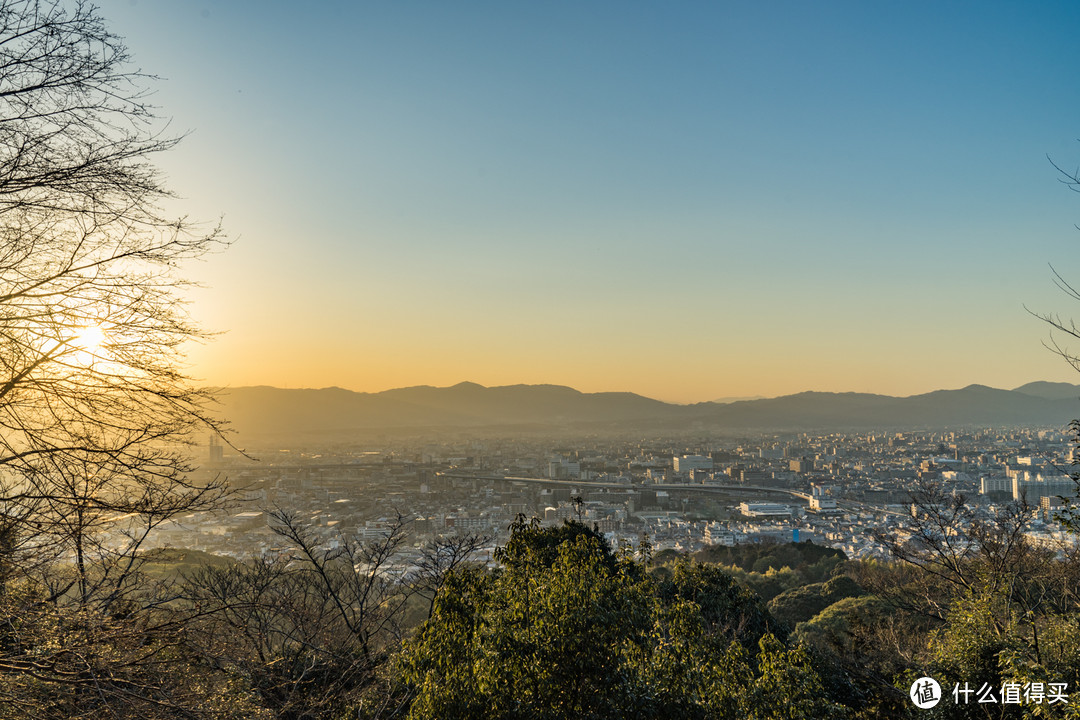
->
[151, 426, 1078, 567]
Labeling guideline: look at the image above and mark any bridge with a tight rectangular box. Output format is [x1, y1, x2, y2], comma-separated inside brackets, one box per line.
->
[436, 471, 813, 504]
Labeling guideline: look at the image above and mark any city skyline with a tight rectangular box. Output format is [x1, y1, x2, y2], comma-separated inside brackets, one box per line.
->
[97, 1, 1080, 403]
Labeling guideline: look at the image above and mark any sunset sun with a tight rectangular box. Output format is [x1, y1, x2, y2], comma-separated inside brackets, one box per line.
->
[74, 324, 105, 350]
[70, 323, 107, 364]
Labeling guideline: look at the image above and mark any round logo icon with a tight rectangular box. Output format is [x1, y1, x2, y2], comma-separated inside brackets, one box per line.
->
[910, 677, 942, 709]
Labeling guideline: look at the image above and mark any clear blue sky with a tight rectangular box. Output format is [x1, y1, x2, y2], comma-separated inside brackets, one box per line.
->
[99, 0, 1080, 402]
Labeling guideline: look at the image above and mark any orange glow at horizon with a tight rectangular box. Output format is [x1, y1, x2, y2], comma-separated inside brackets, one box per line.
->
[184, 323, 1080, 405]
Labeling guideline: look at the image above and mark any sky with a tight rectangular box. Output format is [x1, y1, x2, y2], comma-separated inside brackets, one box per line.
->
[95, 0, 1080, 403]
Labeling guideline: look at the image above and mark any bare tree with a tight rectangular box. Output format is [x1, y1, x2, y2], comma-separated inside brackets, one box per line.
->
[0, 0, 230, 560]
[410, 532, 488, 620]
[870, 480, 1059, 634]
[0, 1, 237, 716]
[187, 512, 412, 719]
[1026, 265, 1080, 375]
[1027, 153, 1080, 535]
[0, 0, 227, 486]
[181, 511, 488, 719]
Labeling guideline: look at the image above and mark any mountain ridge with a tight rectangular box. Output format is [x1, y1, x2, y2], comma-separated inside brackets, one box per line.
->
[211, 381, 1080, 443]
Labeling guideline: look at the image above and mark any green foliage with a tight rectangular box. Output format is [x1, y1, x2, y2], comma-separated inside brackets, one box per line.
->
[919, 585, 1080, 719]
[494, 516, 618, 573]
[745, 635, 850, 720]
[793, 595, 892, 655]
[653, 548, 682, 565]
[792, 591, 931, 717]
[821, 575, 865, 602]
[656, 560, 780, 648]
[402, 526, 651, 719]
[694, 542, 846, 577]
[803, 553, 846, 583]
[769, 586, 835, 629]
[164, 507, 1080, 720]
[931, 588, 1010, 685]
[998, 616, 1080, 719]
[694, 542, 847, 602]
[725, 565, 803, 602]
[396, 568, 495, 720]
[398, 521, 843, 720]
[768, 576, 866, 628]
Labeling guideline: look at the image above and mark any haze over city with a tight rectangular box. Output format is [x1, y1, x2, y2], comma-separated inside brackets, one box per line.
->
[98, 0, 1080, 403]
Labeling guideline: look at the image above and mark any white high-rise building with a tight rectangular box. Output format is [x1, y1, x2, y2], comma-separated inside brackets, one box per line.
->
[979, 476, 1011, 495]
[673, 454, 712, 473]
[1013, 473, 1076, 504]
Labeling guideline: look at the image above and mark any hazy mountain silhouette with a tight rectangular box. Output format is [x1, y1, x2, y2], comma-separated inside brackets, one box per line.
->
[378, 381, 677, 423]
[682, 384, 1075, 430]
[217, 383, 679, 441]
[710, 395, 767, 404]
[215, 382, 1080, 442]
[1011, 381, 1080, 400]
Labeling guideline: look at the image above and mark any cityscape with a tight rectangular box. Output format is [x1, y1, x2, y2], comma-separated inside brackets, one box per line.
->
[167, 421, 1080, 567]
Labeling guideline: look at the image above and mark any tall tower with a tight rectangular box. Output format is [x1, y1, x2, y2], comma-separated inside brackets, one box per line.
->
[208, 435, 224, 464]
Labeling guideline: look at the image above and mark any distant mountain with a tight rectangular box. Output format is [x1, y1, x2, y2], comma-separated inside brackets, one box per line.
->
[710, 395, 767, 404]
[214, 382, 1080, 444]
[215, 383, 679, 442]
[378, 381, 676, 424]
[1012, 381, 1080, 400]
[685, 385, 1076, 431]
